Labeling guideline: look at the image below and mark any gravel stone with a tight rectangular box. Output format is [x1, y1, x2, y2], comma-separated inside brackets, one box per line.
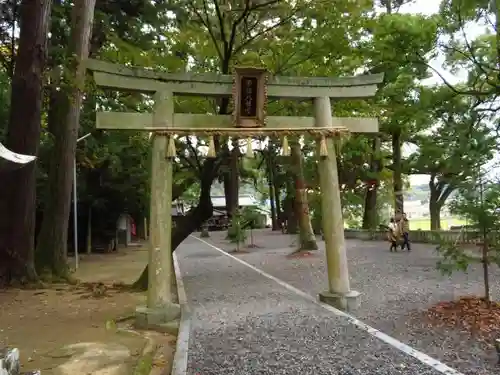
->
[198, 230, 500, 375]
[177, 236, 448, 375]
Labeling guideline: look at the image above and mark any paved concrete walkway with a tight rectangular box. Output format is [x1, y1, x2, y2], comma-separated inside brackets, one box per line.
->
[176, 236, 459, 375]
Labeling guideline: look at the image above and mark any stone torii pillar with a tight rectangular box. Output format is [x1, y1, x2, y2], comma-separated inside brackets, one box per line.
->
[135, 90, 181, 332]
[315, 97, 359, 310]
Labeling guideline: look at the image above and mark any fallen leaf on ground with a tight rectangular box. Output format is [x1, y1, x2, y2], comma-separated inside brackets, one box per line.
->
[421, 296, 500, 342]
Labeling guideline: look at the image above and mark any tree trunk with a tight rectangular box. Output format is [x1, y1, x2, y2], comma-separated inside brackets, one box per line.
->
[429, 202, 441, 230]
[266, 148, 278, 230]
[268, 175, 278, 229]
[392, 131, 404, 215]
[35, 0, 96, 277]
[223, 148, 232, 216]
[273, 167, 282, 228]
[86, 205, 92, 254]
[362, 137, 381, 229]
[482, 241, 491, 302]
[283, 195, 297, 234]
[229, 139, 239, 216]
[290, 141, 317, 250]
[143, 217, 148, 240]
[429, 178, 444, 230]
[0, 0, 52, 285]
[363, 187, 378, 229]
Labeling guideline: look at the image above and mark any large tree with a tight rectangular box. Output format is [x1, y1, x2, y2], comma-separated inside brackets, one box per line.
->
[361, 0, 438, 219]
[290, 139, 317, 250]
[35, 0, 97, 277]
[407, 86, 497, 229]
[0, 0, 52, 284]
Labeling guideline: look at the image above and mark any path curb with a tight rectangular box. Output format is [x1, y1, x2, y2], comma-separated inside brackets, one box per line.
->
[170, 253, 191, 375]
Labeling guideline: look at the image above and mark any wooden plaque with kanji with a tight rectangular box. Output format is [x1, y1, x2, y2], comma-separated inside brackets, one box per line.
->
[233, 67, 268, 128]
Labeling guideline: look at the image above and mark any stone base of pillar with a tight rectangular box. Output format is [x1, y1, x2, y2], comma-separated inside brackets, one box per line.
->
[135, 304, 181, 334]
[318, 290, 361, 311]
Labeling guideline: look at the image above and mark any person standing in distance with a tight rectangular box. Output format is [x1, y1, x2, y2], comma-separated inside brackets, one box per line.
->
[400, 212, 411, 251]
[388, 217, 399, 252]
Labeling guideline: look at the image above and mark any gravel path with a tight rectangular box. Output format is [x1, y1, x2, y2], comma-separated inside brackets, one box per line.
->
[176, 236, 450, 375]
[197, 229, 500, 375]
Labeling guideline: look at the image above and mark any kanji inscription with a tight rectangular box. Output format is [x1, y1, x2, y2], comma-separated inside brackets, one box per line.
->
[240, 76, 258, 117]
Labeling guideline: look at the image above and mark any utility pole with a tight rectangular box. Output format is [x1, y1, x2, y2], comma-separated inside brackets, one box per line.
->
[73, 133, 91, 269]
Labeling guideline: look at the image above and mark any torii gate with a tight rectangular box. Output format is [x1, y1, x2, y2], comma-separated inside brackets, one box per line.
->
[86, 59, 383, 330]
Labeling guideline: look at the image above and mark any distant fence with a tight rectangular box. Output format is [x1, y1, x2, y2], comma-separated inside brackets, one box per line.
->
[344, 229, 490, 245]
[0, 348, 40, 375]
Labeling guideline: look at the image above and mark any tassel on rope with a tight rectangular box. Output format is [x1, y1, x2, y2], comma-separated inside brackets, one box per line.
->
[166, 136, 176, 158]
[319, 135, 328, 157]
[281, 135, 290, 156]
[335, 132, 350, 155]
[245, 137, 254, 158]
[207, 135, 216, 158]
[333, 136, 342, 156]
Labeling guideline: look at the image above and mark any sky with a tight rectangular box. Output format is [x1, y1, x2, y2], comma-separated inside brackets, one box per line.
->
[395, 0, 490, 186]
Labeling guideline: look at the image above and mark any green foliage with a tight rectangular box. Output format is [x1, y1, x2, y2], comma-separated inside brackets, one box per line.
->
[450, 181, 500, 246]
[361, 10, 439, 137]
[181, 182, 201, 206]
[241, 206, 263, 246]
[227, 206, 264, 244]
[227, 211, 247, 245]
[308, 193, 322, 234]
[407, 86, 497, 224]
[436, 176, 500, 295]
[363, 12, 439, 83]
[241, 206, 262, 229]
[4, 0, 499, 277]
[437, 0, 499, 102]
[435, 240, 473, 275]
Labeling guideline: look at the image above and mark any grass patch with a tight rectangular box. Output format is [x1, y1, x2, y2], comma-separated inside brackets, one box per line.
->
[133, 352, 154, 375]
[410, 218, 467, 230]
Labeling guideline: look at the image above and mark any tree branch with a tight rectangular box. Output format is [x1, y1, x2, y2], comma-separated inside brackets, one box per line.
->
[233, 4, 297, 55]
[212, 0, 228, 51]
[185, 135, 202, 172]
[186, 0, 224, 63]
[456, 1, 498, 77]
[227, 0, 252, 58]
[437, 184, 456, 206]
[414, 51, 495, 97]
[173, 176, 197, 201]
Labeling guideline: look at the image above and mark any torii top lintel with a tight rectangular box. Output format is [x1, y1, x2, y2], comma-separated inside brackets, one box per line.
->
[85, 59, 384, 100]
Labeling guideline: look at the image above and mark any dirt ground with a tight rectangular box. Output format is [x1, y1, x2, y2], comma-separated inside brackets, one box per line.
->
[0, 245, 174, 374]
